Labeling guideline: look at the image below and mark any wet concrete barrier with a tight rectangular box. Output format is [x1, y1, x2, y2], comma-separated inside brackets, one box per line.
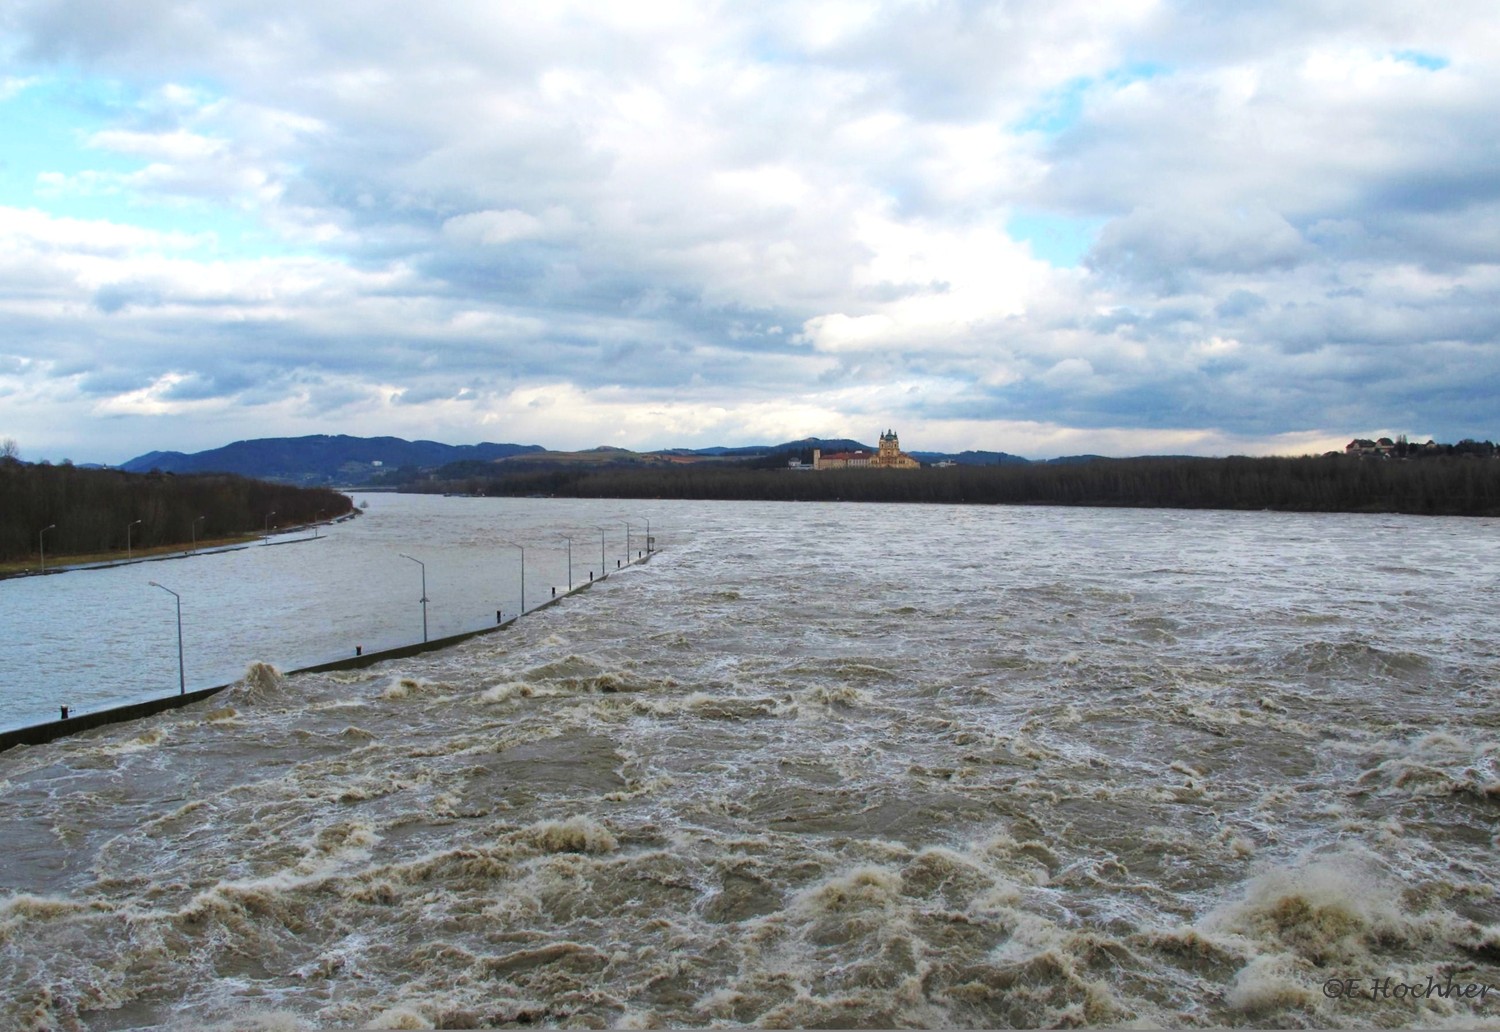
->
[0, 551, 653, 753]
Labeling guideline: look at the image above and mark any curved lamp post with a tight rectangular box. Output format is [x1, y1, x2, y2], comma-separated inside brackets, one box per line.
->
[39, 523, 55, 572]
[263, 510, 277, 543]
[561, 535, 573, 590]
[126, 519, 143, 560]
[503, 541, 525, 616]
[147, 580, 185, 695]
[641, 517, 651, 555]
[398, 552, 429, 642]
[595, 527, 608, 579]
[191, 515, 206, 554]
[620, 521, 632, 564]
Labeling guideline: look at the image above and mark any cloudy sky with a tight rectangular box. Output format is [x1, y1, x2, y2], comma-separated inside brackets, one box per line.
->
[2, 1, 1496, 462]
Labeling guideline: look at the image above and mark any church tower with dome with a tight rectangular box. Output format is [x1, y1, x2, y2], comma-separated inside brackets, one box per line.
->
[869, 429, 920, 469]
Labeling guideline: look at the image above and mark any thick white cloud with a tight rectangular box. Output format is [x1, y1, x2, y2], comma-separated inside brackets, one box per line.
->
[1, 0, 1497, 461]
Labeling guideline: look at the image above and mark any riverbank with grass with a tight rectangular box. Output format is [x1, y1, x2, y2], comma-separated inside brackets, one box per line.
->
[0, 534, 263, 579]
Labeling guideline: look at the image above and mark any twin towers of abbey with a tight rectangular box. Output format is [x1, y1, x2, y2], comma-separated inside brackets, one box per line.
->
[808, 429, 921, 470]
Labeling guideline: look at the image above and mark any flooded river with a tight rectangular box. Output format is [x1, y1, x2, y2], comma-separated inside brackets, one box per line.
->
[1, 501, 1497, 1028]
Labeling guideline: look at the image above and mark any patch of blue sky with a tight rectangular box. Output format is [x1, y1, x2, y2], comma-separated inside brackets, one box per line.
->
[0, 72, 303, 260]
[749, 32, 803, 66]
[1015, 75, 1089, 135]
[1006, 212, 1104, 268]
[1015, 62, 1170, 137]
[1, 75, 139, 188]
[1391, 50, 1448, 71]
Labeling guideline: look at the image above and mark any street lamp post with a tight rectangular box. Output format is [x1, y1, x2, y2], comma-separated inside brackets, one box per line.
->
[39, 524, 55, 572]
[503, 542, 525, 616]
[398, 553, 429, 642]
[642, 517, 651, 555]
[621, 521, 632, 564]
[264, 510, 277, 543]
[148, 581, 185, 695]
[596, 527, 607, 579]
[561, 535, 573, 590]
[191, 515, 205, 554]
[126, 519, 142, 560]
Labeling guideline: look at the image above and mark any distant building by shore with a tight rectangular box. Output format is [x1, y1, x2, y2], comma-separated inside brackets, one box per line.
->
[1343, 436, 1493, 458]
[807, 429, 920, 470]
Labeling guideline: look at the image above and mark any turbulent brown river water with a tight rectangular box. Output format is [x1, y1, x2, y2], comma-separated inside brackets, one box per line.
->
[2, 500, 1498, 1029]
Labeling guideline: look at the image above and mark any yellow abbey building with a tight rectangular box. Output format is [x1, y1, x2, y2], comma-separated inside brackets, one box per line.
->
[871, 428, 920, 468]
[813, 429, 920, 470]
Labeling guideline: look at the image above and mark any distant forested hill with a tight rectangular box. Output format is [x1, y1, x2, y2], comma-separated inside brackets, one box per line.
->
[910, 450, 1030, 465]
[120, 435, 545, 485]
[0, 460, 353, 564]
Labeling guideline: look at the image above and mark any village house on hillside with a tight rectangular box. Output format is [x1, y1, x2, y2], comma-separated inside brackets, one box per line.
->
[1346, 437, 1397, 456]
[810, 429, 921, 470]
[1345, 436, 1442, 457]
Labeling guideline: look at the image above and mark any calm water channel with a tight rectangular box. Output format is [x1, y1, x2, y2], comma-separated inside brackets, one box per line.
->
[0, 495, 659, 731]
[0, 499, 1497, 1028]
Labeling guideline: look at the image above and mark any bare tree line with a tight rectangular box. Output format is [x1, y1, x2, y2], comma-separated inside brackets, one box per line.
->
[405, 454, 1500, 516]
[0, 459, 354, 564]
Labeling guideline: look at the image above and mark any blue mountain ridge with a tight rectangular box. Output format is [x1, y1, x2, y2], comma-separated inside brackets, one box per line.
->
[119, 434, 547, 484]
[118, 434, 1037, 484]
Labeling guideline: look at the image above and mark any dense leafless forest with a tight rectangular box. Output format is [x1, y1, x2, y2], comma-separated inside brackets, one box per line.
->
[0, 460, 354, 564]
[407, 454, 1500, 517]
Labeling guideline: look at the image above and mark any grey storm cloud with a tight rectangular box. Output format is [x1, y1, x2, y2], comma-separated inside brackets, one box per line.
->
[1086, 205, 1311, 288]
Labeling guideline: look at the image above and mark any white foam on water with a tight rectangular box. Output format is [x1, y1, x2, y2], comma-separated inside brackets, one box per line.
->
[1356, 731, 1500, 800]
[522, 815, 618, 854]
[3, 503, 1498, 1028]
[477, 680, 534, 703]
